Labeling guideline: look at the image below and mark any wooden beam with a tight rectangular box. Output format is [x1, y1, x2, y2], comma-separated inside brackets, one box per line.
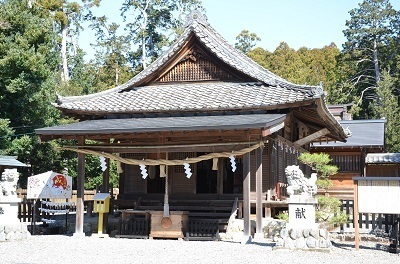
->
[38, 128, 261, 143]
[262, 121, 284, 137]
[64, 141, 262, 154]
[293, 128, 330, 147]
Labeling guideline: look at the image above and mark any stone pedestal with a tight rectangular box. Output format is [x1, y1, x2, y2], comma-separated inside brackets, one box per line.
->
[286, 196, 318, 230]
[0, 197, 21, 224]
[274, 195, 332, 251]
[0, 197, 30, 242]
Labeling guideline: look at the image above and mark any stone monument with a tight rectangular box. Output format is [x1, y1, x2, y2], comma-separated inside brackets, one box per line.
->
[0, 169, 30, 241]
[274, 165, 332, 251]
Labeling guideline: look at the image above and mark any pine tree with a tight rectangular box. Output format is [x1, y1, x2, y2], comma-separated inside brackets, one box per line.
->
[342, 0, 398, 118]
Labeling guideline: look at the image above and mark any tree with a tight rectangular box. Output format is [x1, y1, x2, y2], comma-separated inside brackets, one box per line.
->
[247, 47, 271, 69]
[121, 0, 171, 70]
[0, 119, 14, 153]
[121, 0, 203, 70]
[30, 0, 101, 83]
[89, 16, 132, 88]
[32, 0, 80, 82]
[235, 29, 260, 54]
[248, 42, 344, 101]
[373, 71, 400, 152]
[0, 0, 59, 130]
[342, 0, 398, 117]
[264, 42, 306, 84]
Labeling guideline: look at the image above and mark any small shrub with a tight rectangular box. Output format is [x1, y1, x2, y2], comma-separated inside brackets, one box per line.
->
[316, 196, 348, 226]
[276, 211, 289, 222]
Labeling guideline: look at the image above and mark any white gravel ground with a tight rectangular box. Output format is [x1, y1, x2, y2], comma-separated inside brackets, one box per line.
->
[0, 235, 399, 264]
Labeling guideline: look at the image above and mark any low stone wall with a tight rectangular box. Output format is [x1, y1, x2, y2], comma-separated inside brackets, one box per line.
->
[274, 227, 332, 251]
[220, 218, 287, 242]
[0, 223, 30, 242]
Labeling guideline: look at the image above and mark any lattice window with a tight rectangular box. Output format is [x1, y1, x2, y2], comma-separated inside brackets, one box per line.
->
[157, 57, 235, 82]
[125, 153, 146, 159]
[170, 152, 195, 173]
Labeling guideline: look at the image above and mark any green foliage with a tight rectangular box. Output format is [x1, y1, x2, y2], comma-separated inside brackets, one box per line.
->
[235, 29, 261, 54]
[7, 136, 64, 188]
[83, 157, 120, 189]
[342, 0, 398, 118]
[247, 42, 342, 94]
[373, 71, 400, 152]
[297, 153, 337, 179]
[316, 196, 348, 226]
[0, 119, 14, 153]
[88, 16, 133, 89]
[121, 0, 203, 69]
[276, 211, 289, 222]
[0, 0, 59, 129]
[315, 178, 334, 189]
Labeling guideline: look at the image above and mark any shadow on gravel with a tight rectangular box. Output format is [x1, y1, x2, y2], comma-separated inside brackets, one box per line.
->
[332, 241, 388, 252]
[251, 242, 276, 247]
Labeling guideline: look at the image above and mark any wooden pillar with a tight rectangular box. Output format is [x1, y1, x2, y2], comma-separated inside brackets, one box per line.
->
[74, 137, 85, 237]
[354, 180, 360, 250]
[242, 152, 251, 244]
[255, 147, 263, 239]
[362, 149, 367, 177]
[217, 158, 224, 195]
[101, 158, 110, 192]
[101, 158, 110, 234]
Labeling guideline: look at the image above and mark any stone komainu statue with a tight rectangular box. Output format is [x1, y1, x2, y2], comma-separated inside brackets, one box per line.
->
[0, 168, 19, 198]
[285, 165, 317, 196]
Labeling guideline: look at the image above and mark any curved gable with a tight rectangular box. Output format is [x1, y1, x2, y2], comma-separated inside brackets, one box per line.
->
[144, 35, 255, 85]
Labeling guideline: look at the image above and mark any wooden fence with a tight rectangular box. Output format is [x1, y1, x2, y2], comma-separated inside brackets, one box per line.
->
[339, 199, 400, 236]
[17, 189, 97, 223]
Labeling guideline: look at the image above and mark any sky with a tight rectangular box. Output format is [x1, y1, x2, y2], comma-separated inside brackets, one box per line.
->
[79, 0, 400, 60]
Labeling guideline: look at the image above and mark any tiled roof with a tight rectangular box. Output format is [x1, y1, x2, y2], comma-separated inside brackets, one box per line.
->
[311, 119, 385, 148]
[365, 153, 400, 164]
[55, 10, 323, 114]
[56, 82, 314, 114]
[116, 10, 323, 95]
[0, 155, 29, 167]
[36, 113, 287, 135]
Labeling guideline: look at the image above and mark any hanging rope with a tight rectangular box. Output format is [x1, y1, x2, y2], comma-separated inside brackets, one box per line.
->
[58, 141, 264, 166]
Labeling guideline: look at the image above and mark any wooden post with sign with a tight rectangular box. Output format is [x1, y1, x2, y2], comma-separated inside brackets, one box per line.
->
[353, 177, 400, 251]
[353, 180, 359, 250]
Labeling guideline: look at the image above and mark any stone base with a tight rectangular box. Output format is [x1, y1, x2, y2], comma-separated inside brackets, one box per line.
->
[91, 233, 109, 238]
[0, 222, 30, 242]
[274, 227, 332, 251]
[0, 198, 21, 225]
[253, 232, 264, 241]
[73, 232, 86, 238]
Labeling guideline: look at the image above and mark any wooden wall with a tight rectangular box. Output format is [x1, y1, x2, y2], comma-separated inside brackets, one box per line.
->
[123, 153, 146, 194]
[366, 164, 400, 177]
[169, 152, 196, 194]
